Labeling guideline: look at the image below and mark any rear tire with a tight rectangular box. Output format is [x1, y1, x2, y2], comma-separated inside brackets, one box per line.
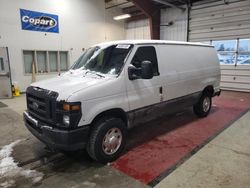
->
[87, 117, 127, 163]
[193, 93, 212, 117]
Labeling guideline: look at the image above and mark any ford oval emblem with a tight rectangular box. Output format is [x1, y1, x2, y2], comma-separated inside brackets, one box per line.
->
[32, 102, 39, 110]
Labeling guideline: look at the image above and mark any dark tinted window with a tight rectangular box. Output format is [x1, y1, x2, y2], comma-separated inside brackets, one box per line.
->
[131, 46, 159, 76]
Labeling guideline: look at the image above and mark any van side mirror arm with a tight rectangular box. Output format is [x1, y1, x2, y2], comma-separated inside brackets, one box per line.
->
[128, 66, 141, 80]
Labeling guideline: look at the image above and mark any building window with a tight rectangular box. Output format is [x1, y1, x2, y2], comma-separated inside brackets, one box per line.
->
[212, 40, 237, 65]
[60, 51, 68, 71]
[37, 51, 47, 73]
[238, 39, 250, 65]
[211, 39, 250, 65]
[23, 50, 35, 73]
[49, 51, 58, 72]
[23, 50, 69, 74]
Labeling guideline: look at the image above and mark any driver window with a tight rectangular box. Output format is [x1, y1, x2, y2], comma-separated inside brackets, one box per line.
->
[131, 46, 159, 76]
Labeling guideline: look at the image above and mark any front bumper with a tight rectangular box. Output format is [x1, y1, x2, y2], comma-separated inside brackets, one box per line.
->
[23, 111, 90, 151]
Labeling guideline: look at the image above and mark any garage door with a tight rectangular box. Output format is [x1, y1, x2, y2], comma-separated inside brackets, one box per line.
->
[189, 0, 250, 92]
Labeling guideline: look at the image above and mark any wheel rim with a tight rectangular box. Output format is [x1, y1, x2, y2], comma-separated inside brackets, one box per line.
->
[203, 97, 211, 112]
[102, 128, 122, 155]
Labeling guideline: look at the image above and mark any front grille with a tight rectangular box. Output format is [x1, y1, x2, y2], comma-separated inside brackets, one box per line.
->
[26, 86, 58, 124]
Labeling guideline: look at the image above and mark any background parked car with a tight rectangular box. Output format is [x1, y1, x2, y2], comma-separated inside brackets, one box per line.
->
[238, 58, 250, 65]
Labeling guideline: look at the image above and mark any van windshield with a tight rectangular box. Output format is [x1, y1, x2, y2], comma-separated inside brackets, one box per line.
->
[71, 44, 133, 75]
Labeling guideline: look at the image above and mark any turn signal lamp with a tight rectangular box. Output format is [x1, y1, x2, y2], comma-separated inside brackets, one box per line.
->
[63, 103, 81, 111]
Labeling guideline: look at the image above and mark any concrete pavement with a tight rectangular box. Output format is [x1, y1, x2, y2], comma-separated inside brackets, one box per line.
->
[155, 110, 250, 188]
[0, 95, 147, 188]
[0, 91, 250, 187]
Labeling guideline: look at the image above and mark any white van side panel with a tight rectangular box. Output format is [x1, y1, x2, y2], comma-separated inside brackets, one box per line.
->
[157, 45, 220, 101]
[82, 92, 128, 126]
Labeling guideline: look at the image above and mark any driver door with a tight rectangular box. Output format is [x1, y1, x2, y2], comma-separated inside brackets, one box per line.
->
[125, 45, 162, 126]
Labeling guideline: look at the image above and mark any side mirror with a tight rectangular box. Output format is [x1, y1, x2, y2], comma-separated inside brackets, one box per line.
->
[141, 61, 153, 79]
[128, 65, 140, 80]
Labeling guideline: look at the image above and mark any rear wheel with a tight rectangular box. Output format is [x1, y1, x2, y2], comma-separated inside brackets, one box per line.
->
[87, 117, 127, 163]
[193, 93, 212, 117]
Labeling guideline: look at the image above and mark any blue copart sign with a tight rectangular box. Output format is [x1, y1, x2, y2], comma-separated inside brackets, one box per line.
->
[20, 9, 59, 33]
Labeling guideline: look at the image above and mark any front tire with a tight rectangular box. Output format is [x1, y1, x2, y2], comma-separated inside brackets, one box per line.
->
[193, 93, 212, 117]
[87, 117, 127, 163]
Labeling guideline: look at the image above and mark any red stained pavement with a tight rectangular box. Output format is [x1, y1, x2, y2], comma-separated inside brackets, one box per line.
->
[111, 91, 250, 184]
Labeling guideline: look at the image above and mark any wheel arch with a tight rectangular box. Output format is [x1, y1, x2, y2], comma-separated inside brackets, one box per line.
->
[202, 85, 214, 97]
[90, 108, 128, 127]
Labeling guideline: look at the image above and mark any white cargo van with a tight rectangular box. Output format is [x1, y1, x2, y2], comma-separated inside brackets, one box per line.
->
[23, 40, 221, 163]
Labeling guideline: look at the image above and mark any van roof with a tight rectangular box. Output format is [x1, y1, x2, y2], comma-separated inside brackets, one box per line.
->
[94, 40, 213, 48]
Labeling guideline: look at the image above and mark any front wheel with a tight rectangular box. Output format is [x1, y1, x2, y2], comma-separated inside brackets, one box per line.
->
[193, 94, 212, 117]
[87, 117, 127, 163]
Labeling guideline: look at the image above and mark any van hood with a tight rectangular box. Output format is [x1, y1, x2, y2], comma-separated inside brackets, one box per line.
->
[31, 73, 113, 101]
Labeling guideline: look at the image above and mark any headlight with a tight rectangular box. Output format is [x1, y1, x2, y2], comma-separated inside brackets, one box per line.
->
[63, 115, 70, 126]
[58, 102, 81, 128]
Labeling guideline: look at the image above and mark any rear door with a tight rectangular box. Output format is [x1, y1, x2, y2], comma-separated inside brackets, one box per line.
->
[125, 45, 162, 125]
[0, 47, 12, 98]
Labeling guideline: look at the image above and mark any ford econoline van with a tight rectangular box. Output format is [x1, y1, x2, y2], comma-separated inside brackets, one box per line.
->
[23, 40, 221, 163]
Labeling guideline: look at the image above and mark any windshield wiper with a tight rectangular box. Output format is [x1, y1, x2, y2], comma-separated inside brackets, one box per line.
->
[84, 70, 105, 78]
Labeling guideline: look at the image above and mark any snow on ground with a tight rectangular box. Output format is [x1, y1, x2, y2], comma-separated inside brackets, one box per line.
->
[0, 140, 44, 187]
[71, 181, 97, 188]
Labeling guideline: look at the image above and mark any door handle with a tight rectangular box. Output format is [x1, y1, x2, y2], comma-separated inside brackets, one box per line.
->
[159, 86, 163, 94]
[159, 86, 164, 102]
